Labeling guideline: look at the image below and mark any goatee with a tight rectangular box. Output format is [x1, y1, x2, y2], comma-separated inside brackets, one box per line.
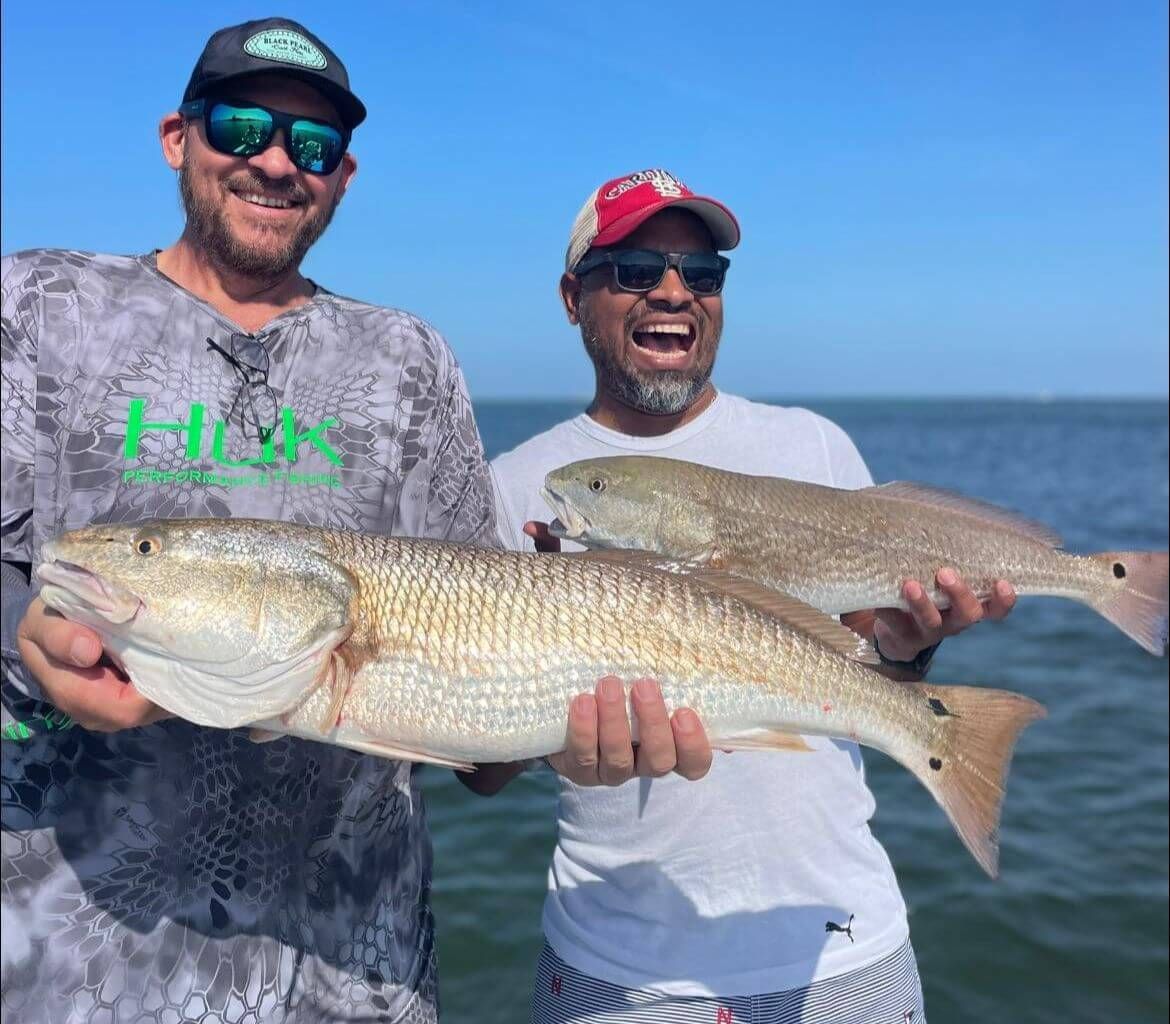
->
[580, 307, 717, 416]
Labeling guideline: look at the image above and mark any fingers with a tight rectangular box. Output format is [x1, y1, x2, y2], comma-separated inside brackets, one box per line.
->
[19, 599, 103, 667]
[17, 639, 166, 732]
[983, 580, 1017, 621]
[878, 569, 1015, 663]
[902, 578, 943, 634]
[523, 521, 561, 554]
[630, 679, 677, 778]
[548, 679, 714, 787]
[548, 694, 601, 785]
[935, 568, 983, 630]
[548, 679, 633, 787]
[16, 598, 169, 732]
[670, 709, 713, 781]
[595, 678, 635, 786]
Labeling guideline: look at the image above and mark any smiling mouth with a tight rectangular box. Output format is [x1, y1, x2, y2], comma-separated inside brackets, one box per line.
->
[231, 189, 303, 211]
[631, 322, 696, 354]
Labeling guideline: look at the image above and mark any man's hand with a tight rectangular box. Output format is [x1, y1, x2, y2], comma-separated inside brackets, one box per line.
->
[871, 568, 1017, 662]
[16, 598, 169, 732]
[547, 677, 713, 786]
[523, 520, 560, 553]
[522, 522, 714, 785]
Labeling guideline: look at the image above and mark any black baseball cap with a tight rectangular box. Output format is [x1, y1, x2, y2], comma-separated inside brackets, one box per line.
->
[182, 18, 367, 130]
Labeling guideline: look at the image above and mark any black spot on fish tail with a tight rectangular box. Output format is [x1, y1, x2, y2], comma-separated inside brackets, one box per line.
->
[927, 697, 958, 717]
[929, 757, 943, 771]
[1113, 562, 1126, 579]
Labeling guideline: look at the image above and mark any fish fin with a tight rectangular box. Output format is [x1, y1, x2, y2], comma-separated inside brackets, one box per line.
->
[903, 683, 1046, 878]
[327, 732, 477, 772]
[684, 571, 880, 666]
[717, 729, 815, 753]
[316, 639, 360, 731]
[867, 481, 1063, 548]
[1090, 551, 1168, 655]
[570, 549, 688, 572]
[248, 727, 285, 744]
[572, 543, 725, 571]
[572, 550, 877, 664]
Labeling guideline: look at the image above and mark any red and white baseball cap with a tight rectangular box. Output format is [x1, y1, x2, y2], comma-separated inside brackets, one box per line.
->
[565, 169, 740, 272]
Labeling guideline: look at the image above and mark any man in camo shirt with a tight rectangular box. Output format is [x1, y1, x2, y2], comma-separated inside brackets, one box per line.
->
[0, 18, 497, 1023]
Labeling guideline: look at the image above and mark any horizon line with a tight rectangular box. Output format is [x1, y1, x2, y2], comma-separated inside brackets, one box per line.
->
[471, 393, 1170, 404]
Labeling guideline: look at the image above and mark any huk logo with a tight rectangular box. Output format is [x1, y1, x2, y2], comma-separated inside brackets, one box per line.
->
[244, 29, 327, 70]
[715, 1007, 734, 1024]
[550, 975, 562, 997]
[120, 398, 344, 489]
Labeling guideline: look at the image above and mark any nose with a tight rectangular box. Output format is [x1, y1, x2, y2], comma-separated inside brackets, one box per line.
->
[645, 265, 693, 308]
[246, 128, 299, 180]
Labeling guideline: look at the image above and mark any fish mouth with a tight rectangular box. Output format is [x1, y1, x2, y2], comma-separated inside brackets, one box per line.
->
[36, 555, 142, 626]
[540, 485, 589, 540]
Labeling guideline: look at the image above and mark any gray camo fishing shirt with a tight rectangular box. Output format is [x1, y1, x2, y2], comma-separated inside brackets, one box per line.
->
[0, 249, 496, 1023]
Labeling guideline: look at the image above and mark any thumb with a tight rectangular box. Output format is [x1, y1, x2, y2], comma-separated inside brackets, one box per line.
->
[523, 521, 561, 553]
[20, 600, 103, 667]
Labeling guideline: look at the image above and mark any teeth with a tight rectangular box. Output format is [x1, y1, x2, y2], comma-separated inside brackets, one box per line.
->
[239, 193, 293, 209]
[637, 324, 690, 335]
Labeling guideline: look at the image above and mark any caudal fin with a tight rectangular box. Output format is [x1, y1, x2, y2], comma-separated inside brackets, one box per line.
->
[906, 684, 1046, 878]
[1092, 552, 1169, 656]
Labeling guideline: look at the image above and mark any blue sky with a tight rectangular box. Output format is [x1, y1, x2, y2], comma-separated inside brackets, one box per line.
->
[2, 1, 1166, 399]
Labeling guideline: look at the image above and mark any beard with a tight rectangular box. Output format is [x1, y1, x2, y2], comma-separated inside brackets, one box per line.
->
[179, 156, 340, 280]
[579, 303, 718, 417]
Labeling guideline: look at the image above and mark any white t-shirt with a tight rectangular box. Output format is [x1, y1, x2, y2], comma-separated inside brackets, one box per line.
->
[490, 391, 910, 997]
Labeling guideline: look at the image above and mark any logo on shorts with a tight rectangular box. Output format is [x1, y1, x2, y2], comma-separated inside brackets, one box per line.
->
[244, 29, 327, 70]
[825, 913, 855, 943]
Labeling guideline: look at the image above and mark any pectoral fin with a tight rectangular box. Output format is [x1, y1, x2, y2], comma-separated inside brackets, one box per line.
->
[314, 640, 361, 732]
[326, 731, 477, 771]
[717, 729, 815, 753]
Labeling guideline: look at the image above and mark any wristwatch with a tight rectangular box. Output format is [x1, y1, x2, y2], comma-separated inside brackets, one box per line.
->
[873, 635, 940, 677]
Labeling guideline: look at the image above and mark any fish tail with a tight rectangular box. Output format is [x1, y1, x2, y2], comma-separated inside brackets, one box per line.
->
[1089, 551, 1169, 655]
[905, 684, 1046, 878]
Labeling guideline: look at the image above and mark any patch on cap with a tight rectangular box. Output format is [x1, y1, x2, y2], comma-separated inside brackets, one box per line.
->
[602, 170, 688, 201]
[244, 29, 328, 70]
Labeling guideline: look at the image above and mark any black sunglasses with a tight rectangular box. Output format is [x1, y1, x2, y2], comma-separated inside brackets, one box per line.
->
[179, 98, 349, 175]
[573, 249, 731, 296]
[207, 335, 279, 443]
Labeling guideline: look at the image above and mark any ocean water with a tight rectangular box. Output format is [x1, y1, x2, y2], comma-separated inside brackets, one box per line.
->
[424, 398, 1169, 1024]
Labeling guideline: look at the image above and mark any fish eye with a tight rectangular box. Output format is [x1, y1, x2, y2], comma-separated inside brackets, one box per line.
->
[133, 535, 162, 556]
[589, 478, 606, 493]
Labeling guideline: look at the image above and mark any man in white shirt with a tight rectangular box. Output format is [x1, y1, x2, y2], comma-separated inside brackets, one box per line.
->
[477, 169, 1017, 1023]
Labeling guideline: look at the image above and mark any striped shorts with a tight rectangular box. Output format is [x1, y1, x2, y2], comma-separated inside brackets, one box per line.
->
[531, 940, 926, 1024]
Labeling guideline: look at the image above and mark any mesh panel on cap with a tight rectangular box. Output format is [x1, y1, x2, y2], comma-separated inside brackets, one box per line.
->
[565, 187, 601, 272]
